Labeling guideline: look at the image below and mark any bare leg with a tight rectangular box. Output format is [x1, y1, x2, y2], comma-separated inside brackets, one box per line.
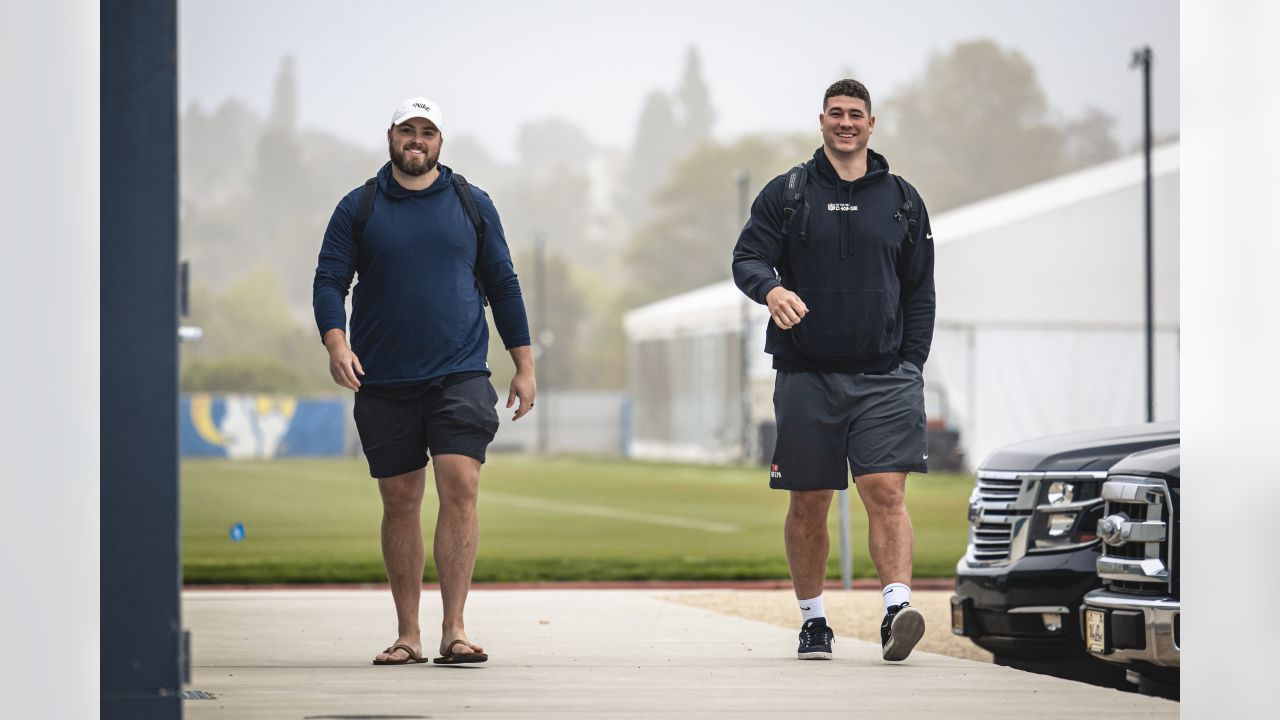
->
[432, 454, 484, 656]
[854, 472, 913, 588]
[373, 468, 427, 663]
[785, 490, 835, 600]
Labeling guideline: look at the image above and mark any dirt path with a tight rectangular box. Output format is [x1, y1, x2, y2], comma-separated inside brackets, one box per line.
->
[663, 589, 993, 662]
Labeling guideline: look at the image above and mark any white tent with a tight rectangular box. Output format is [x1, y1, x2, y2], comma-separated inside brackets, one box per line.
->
[929, 143, 1179, 466]
[623, 142, 1180, 468]
[623, 282, 770, 462]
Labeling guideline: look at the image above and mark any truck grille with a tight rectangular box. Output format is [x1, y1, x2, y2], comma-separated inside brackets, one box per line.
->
[976, 475, 1022, 502]
[966, 473, 1028, 563]
[1097, 477, 1173, 591]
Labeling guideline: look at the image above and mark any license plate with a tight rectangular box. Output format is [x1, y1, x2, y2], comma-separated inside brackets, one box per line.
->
[950, 598, 966, 635]
[1085, 609, 1106, 653]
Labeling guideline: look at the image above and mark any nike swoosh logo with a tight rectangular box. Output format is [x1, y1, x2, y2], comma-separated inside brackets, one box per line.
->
[923, 454, 929, 460]
[926, 233, 933, 240]
[800, 606, 811, 611]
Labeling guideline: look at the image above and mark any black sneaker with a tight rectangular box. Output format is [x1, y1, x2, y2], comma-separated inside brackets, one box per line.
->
[797, 618, 834, 660]
[881, 602, 925, 661]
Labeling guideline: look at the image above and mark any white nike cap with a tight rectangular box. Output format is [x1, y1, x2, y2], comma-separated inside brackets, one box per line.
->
[390, 97, 444, 133]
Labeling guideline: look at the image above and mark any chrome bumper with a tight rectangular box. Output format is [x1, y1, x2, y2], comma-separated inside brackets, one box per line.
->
[1081, 589, 1180, 668]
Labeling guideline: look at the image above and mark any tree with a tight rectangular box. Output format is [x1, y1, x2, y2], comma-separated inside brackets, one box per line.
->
[676, 47, 716, 152]
[499, 247, 589, 391]
[873, 40, 1121, 212]
[492, 119, 594, 264]
[621, 133, 814, 309]
[181, 266, 331, 392]
[444, 134, 506, 191]
[516, 118, 593, 173]
[1061, 106, 1122, 170]
[620, 46, 720, 229]
[873, 40, 1067, 211]
[620, 90, 682, 226]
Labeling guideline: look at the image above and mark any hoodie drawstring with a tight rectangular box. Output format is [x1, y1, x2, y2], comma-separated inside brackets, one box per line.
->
[839, 182, 852, 259]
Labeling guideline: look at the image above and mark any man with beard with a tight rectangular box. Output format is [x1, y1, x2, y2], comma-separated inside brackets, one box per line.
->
[732, 79, 935, 663]
[313, 97, 535, 666]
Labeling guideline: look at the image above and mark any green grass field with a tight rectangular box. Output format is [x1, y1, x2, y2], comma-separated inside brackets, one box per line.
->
[182, 455, 974, 583]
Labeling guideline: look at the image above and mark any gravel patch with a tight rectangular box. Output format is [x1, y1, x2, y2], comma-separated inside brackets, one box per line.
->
[661, 589, 993, 663]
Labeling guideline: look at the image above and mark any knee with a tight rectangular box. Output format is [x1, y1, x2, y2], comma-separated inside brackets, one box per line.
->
[860, 484, 905, 513]
[788, 491, 832, 523]
[382, 491, 422, 518]
[380, 478, 424, 517]
[437, 477, 479, 511]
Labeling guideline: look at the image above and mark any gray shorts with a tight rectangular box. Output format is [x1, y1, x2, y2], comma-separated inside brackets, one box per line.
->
[770, 362, 928, 491]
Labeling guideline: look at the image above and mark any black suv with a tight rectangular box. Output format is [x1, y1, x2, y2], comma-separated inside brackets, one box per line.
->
[950, 422, 1179, 685]
[1081, 445, 1180, 698]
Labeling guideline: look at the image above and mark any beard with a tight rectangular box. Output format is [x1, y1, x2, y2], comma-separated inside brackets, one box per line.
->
[389, 139, 438, 176]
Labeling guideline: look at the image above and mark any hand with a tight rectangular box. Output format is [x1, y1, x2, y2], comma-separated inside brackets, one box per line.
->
[324, 331, 364, 391]
[507, 370, 537, 421]
[766, 286, 808, 330]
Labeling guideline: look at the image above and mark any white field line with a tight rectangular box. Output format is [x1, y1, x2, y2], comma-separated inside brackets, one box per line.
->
[482, 491, 742, 534]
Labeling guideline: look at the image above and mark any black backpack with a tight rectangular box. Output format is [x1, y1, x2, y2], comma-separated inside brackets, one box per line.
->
[779, 163, 921, 246]
[350, 173, 489, 305]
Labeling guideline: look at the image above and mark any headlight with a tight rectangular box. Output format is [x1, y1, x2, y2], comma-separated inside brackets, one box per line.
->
[1046, 481, 1074, 505]
[1028, 478, 1105, 551]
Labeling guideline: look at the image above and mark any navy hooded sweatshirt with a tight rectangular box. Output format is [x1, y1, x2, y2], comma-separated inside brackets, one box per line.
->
[312, 162, 530, 386]
[731, 147, 935, 374]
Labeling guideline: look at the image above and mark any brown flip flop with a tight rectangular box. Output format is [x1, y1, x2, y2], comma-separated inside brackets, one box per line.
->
[433, 639, 488, 665]
[372, 643, 427, 665]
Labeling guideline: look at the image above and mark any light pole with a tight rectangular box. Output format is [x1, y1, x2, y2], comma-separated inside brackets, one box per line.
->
[534, 233, 550, 453]
[1131, 46, 1154, 422]
[736, 170, 753, 462]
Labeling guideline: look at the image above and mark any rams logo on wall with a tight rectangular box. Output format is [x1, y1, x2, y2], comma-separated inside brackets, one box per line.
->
[181, 394, 348, 458]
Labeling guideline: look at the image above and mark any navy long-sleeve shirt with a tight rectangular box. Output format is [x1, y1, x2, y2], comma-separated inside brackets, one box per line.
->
[312, 163, 531, 386]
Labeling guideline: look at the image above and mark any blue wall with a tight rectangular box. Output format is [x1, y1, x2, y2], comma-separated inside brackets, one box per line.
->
[180, 394, 347, 458]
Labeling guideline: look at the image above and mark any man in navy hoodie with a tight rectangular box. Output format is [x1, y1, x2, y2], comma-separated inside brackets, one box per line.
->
[732, 79, 935, 663]
[313, 97, 535, 666]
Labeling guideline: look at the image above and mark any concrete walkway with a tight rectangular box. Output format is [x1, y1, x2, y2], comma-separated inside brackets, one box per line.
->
[183, 589, 1176, 719]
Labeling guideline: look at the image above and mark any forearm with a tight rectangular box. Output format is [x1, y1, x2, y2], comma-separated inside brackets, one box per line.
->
[508, 344, 534, 376]
[487, 275, 532, 348]
[732, 248, 783, 305]
[732, 186, 787, 304]
[314, 200, 357, 340]
[898, 204, 935, 367]
[322, 328, 348, 352]
[899, 299, 935, 368]
[312, 275, 351, 342]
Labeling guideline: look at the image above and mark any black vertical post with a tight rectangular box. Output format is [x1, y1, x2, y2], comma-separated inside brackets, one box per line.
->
[534, 233, 549, 453]
[1132, 46, 1154, 422]
[101, 1, 183, 718]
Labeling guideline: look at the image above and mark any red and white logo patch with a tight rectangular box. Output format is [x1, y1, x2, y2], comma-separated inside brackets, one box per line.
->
[770, 464, 782, 479]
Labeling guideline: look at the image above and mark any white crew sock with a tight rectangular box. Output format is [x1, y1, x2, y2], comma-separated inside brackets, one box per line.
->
[798, 594, 826, 622]
[883, 583, 911, 612]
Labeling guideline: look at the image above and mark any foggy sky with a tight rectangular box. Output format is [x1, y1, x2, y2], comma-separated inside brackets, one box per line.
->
[180, 0, 1178, 161]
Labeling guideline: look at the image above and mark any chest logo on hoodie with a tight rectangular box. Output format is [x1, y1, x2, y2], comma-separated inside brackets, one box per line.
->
[827, 203, 859, 212]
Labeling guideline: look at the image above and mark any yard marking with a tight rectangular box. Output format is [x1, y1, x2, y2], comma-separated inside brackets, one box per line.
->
[482, 491, 742, 534]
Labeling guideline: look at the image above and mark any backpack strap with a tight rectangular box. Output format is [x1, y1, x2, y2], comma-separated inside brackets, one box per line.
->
[343, 176, 379, 285]
[780, 163, 810, 244]
[351, 176, 378, 247]
[891, 174, 920, 243]
[450, 173, 489, 306]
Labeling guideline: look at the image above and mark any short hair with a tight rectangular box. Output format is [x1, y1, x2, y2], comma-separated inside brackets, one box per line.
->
[823, 79, 871, 112]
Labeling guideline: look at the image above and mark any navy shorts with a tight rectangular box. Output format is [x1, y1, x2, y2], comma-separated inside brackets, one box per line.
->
[770, 361, 928, 491]
[353, 372, 500, 479]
